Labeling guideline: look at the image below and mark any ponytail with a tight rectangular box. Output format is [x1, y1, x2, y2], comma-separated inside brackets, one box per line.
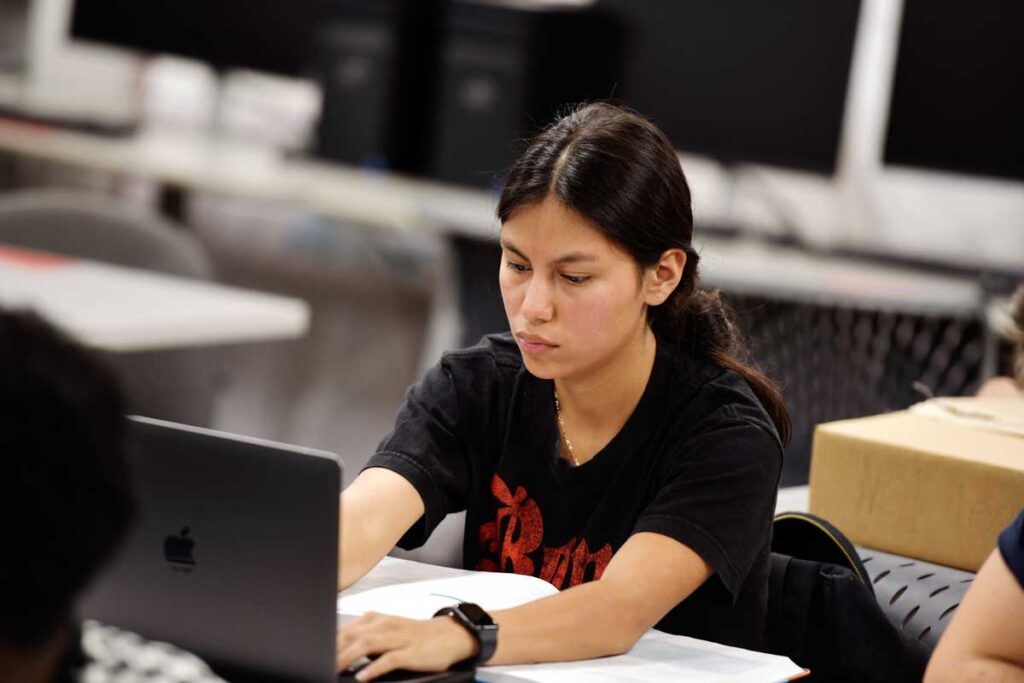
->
[652, 274, 791, 445]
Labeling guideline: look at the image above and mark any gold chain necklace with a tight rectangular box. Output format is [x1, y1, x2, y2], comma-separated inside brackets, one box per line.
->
[553, 389, 581, 467]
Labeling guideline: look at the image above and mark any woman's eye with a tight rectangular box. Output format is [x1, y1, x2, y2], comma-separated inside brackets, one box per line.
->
[561, 274, 591, 285]
[506, 261, 529, 273]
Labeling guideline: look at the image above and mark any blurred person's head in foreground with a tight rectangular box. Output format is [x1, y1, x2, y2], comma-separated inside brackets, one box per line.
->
[0, 309, 135, 681]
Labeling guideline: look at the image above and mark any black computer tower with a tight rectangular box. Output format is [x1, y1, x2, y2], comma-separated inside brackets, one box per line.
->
[314, 0, 443, 173]
[430, 0, 622, 188]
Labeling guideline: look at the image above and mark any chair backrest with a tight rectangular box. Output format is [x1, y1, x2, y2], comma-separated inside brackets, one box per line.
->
[857, 545, 974, 652]
[0, 188, 217, 426]
[767, 512, 930, 681]
[0, 189, 211, 278]
[389, 510, 466, 569]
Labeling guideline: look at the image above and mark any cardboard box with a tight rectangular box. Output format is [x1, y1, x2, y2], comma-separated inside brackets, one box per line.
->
[809, 398, 1024, 572]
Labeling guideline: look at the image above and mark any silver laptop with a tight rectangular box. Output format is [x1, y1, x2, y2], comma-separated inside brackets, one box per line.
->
[80, 416, 342, 682]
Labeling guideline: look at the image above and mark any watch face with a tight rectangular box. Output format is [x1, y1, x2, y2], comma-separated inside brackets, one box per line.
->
[459, 602, 494, 627]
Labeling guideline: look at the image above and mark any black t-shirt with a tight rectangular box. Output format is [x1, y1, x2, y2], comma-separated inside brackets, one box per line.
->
[999, 509, 1024, 589]
[364, 333, 783, 649]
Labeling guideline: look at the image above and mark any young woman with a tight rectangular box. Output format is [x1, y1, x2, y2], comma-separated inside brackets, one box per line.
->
[336, 102, 790, 680]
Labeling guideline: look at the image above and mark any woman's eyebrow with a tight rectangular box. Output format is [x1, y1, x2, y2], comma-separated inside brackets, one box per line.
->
[500, 240, 598, 265]
[552, 251, 599, 265]
[500, 240, 529, 261]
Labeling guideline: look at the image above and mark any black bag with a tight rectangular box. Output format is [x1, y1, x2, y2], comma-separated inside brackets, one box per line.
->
[766, 512, 929, 682]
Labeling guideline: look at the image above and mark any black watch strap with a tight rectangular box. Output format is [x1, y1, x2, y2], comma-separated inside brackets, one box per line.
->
[433, 602, 498, 667]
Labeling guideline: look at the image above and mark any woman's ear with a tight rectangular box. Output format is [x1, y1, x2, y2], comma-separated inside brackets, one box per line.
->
[643, 249, 687, 306]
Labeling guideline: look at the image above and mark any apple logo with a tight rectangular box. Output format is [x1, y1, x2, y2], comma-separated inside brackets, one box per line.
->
[164, 526, 196, 570]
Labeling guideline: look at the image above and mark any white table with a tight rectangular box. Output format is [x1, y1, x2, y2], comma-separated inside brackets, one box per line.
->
[0, 116, 992, 378]
[0, 244, 309, 352]
[696, 238, 983, 317]
[0, 117, 987, 312]
[0, 117, 496, 237]
[775, 485, 810, 515]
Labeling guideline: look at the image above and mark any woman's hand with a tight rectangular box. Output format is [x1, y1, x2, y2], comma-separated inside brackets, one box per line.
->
[336, 612, 479, 681]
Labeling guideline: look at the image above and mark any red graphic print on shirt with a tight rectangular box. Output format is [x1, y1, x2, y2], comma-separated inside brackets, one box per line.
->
[477, 473, 543, 575]
[476, 473, 613, 589]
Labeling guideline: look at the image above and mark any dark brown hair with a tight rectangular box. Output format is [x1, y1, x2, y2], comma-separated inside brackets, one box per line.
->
[497, 102, 791, 444]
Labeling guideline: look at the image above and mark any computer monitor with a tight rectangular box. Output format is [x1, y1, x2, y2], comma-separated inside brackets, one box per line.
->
[883, 0, 1024, 181]
[595, 0, 862, 174]
[0, 0, 30, 74]
[69, 0, 339, 77]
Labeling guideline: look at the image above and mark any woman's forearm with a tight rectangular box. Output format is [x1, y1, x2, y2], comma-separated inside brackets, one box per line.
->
[337, 534, 711, 680]
[488, 580, 647, 665]
[338, 497, 379, 590]
[485, 533, 712, 666]
[338, 469, 426, 590]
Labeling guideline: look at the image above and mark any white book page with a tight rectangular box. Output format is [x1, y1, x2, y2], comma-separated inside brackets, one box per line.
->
[338, 557, 558, 620]
[341, 557, 474, 597]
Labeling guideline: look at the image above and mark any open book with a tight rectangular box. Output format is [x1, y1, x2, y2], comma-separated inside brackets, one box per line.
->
[338, 557, 807, 683]
[339, 558, 557, 620]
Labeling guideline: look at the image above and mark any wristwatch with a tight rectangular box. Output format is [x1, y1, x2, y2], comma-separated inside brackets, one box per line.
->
[433, 602, 498, 667]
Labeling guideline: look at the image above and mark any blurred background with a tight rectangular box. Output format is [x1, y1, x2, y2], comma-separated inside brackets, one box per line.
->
[0, 0, 1021, 486]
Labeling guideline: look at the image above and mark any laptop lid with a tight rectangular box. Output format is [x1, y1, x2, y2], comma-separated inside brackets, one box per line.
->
[80, 416, 341, 683]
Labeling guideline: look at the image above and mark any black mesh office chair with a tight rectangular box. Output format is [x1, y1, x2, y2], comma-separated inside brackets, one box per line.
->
[725, 294, 987, 486]
[858, 546, 975, 653]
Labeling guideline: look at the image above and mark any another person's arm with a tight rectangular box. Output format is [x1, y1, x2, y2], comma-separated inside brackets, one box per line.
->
[975, 376, 1023, 399]
[976, 285, 1024, 400]
[925, 548, 1024, 682]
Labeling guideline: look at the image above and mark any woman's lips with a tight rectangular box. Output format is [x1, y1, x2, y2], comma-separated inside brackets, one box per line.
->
[517, 334, 557, 355]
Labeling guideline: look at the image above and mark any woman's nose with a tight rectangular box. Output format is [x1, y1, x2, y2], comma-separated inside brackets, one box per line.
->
[520, 276, 554, 323]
